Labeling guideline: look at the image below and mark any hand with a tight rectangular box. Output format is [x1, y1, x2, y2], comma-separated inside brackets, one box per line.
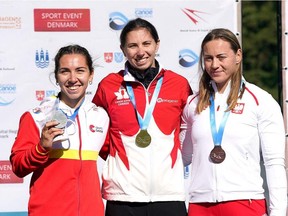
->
[40, 120, 64, 151]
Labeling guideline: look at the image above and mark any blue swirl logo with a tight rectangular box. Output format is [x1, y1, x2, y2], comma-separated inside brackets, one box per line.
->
[179, 49, 199, 68]
[109, 12, 129, 30]
[0, 96, 15, 106]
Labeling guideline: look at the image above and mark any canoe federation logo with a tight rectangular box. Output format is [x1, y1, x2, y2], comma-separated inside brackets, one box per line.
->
[0, 84, 16, 106]
[109, 8, 153, 31]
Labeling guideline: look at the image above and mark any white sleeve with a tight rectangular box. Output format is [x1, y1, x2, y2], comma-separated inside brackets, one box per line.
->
[258, 94, 287, 216]
[180, 100, 193, 166]
[265, 164, 287, 216]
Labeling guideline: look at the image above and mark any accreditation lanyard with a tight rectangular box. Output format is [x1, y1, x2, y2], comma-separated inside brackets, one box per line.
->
[126, 77, 163, 130]
[209, 95, 230, 146]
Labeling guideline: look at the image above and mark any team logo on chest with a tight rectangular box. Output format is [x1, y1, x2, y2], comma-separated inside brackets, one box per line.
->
[114, 86, 130, 106]
[231, 103, 245, 114]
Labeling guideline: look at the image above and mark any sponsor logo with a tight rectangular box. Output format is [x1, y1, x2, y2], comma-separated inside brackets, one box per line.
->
[114, 52, 124, 63]
[157, 98, 178, 103]
[36, 90, 45, 101]
[0, 16, 21, 29]
[0, 129, 17, 139]
[89, 125, 96, 132]
[0, 161, 23, 183]
[135, 8, 153, 18]
[0, 97, 14, 106]
[35, 48, 49, 69]
[0, 83, 16, 106]
[0, 84, 16, 93]
[89, 125, 104, 133]
[46, 90, 56, 98]
[0, 51, 15, 72]
[109, 12, 129, 30]
[35, 90, 56, 101]
[104, 52, 124, 63]
[0, 67, 15, 71]
[181, 8, 208, 25]
[104, 52, 113, 63]
[34, 9, 90, 32]
[180, 8, 211, 33]
[179, 49, 199, 67]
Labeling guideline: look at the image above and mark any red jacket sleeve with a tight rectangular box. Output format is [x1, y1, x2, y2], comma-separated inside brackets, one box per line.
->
[10, 112, 49, 178]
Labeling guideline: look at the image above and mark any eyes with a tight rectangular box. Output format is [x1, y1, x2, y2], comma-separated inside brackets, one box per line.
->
[204, 55, 227, 62]
[127, 41, 153, 49]
[58, 67, 88, 75]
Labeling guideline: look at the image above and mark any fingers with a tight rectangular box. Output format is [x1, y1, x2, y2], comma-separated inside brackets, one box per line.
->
[46, 120, 60, 129]
[43, 120, 63, 137]
[40, 121, 64, 150]
[45, 127, 63, 137]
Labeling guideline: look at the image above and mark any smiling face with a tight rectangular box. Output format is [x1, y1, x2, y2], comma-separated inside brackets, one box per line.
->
[203, 38, 242, 93]
[56, 54, 93, 108]
[121, 27, 160, 73]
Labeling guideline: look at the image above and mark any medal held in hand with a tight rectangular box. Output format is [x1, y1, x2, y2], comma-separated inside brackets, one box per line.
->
[52, 110, 67, 129]
[210, 146, 226, 163]
[135, 130, 151, 148]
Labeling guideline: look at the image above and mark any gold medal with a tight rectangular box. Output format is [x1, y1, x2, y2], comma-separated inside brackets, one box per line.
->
[135, 130, 151, 148]
[209, 146, 226, 163]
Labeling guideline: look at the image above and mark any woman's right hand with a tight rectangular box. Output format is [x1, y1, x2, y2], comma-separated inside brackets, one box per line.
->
[40, 120, 64, 151]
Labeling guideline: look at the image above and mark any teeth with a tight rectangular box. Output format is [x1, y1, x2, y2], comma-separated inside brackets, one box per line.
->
[137, 59, 146, 63]
[68, 86, 78, 90]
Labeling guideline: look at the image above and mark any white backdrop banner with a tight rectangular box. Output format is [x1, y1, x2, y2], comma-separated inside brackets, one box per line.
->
[0, 0, 239, 214]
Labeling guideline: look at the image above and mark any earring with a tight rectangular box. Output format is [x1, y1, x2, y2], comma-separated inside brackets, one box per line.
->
[56, 82, 59, 86]
[89, 81, 92, 85]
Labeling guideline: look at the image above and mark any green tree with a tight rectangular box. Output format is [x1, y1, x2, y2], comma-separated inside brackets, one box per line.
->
[242, 1, 280, 103]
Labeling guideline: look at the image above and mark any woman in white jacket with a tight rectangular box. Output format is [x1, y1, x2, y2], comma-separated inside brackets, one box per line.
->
[181, 28, 287, 216]
[10, 45, 109, 216]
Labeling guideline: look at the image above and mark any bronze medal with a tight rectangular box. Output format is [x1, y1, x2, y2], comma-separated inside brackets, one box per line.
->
[135, 130, 151, 148]
[209, 146, 226, 164]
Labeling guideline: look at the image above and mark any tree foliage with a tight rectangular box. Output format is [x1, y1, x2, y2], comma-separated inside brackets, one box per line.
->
[242, 1, 280, 103]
